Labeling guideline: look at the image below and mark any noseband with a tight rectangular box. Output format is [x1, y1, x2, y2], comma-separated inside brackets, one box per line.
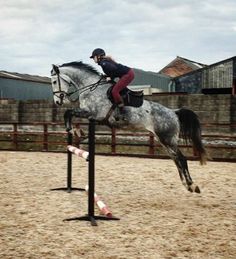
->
[52, 72, 80, 105]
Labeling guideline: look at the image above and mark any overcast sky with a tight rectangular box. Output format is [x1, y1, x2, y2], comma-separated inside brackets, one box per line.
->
[0, 0, 235, 76]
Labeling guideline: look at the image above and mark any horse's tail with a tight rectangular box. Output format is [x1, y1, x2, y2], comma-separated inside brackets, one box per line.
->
[175, 108, 207, 165]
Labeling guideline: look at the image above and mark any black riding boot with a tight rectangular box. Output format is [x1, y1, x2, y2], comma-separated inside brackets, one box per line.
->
[116, 102, 127, 121]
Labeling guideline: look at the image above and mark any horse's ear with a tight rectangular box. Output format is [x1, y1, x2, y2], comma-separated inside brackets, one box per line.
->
[52, 64, 60, 74]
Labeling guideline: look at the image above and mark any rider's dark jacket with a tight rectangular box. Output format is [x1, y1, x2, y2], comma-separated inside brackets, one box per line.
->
[98, 59, 130, 80]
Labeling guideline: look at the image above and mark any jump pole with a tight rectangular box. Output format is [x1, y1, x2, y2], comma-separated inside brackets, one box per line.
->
[50, 129, 85, 193]
[67, 145, 89, 161]
[64, 119, 120, 226]
[68, 148, 113, 217]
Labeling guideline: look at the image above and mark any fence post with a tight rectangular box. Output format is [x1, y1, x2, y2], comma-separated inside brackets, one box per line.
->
[148, 132, 155, 156]
[13, 123, 18, 150]
[43, 124, 48, 151]
[111, 127, 116, 154]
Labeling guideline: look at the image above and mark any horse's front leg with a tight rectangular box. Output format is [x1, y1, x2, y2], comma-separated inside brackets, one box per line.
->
[64, 108, 91, 131]
[64, 109, 73, 131]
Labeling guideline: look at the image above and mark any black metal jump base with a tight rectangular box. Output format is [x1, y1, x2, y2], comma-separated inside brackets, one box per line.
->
[52, 116, 119, 226]
[50, 130, 85, 193]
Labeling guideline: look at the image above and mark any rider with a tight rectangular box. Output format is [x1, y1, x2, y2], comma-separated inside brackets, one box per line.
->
[90, 48, 135, 120]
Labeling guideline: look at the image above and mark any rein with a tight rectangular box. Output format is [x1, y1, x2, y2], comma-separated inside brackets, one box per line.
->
[79, 76, 107, 95]
[53, 70, 107, 104]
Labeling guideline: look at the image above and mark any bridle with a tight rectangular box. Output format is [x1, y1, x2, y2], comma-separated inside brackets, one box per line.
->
[51, 66, 107, 105]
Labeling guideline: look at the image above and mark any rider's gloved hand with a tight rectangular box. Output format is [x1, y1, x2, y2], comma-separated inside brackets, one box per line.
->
[102, 74, 115, 83]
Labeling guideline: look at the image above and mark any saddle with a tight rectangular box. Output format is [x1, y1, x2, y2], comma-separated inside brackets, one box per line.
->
[107, 85, 144, 107]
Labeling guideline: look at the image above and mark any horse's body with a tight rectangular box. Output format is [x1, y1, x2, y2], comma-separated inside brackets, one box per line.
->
[51, 61, 207, 193]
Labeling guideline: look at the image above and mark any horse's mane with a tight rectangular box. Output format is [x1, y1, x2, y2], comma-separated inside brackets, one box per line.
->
[60, 61, 100, 76]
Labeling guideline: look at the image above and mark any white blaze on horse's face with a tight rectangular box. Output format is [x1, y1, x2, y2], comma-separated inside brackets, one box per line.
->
[51, 67, 70, 105]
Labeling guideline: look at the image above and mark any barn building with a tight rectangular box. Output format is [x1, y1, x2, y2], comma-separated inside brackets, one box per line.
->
[1, 56, 235, 101]
[173, 56, 236, 94]
[0, 68, 172, 100]
[0, 71, 52, 100]
[129, 68, 172, 94]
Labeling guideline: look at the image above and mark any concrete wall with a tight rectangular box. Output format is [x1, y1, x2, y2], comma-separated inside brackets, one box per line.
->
[0, 94, 235, 132]
[0, 95, 235, 160]
[0, 99, 77, 123]
[145, 94, 236, 134]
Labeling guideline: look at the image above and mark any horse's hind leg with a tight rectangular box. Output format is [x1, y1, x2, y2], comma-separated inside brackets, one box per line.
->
[165, 145, 201, 193]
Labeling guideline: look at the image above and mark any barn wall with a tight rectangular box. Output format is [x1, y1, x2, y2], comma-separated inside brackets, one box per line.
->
[0, 78, 53, 100]
[202, 60, 233, 89]
[173, 57, 236, 93]
[174, 70, 202, 93]
[131, 69, 171, 92]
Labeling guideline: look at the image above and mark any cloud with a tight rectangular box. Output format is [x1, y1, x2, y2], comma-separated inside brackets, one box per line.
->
[0, 0, 235, 76]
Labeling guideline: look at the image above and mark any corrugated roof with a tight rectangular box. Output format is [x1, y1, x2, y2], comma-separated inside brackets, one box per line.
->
[0, 71, 50, 84]
[159, 56, 207, 77]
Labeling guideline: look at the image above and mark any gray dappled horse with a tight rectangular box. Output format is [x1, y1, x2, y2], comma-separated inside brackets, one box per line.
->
[51, 61, 207, 193]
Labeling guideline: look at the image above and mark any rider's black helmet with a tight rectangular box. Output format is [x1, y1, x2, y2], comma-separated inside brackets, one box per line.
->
[90, 48, 106, 58]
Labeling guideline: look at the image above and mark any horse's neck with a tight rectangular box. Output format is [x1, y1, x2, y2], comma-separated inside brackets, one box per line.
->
[83, 74, 101, 85]
[70, 69, 100, 87]
[71, 70, 108, 101]
[65, 68, 111, 110]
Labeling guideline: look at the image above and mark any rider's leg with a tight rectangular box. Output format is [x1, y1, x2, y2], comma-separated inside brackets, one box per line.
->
[111, 69, 134, 104]
[112, 69, 134, 120]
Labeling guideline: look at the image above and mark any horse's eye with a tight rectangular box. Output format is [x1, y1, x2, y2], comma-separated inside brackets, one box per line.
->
[53, 80, 57, 84]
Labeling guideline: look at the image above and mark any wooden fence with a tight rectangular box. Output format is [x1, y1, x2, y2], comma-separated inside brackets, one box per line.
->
[0, 122, 235, 162]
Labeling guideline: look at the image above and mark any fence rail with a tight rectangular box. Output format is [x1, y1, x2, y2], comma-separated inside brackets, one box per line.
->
[0, 122, 235, 162]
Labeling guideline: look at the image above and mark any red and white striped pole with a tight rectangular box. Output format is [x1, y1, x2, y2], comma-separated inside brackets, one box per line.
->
[85, 185, 112, 218]
[67, 145, 89, 161]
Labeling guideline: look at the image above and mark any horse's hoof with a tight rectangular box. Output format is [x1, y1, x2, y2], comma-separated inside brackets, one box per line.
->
[195, 186, 201, 193]
[188, 184, 201, 193]
[188, 187, 193, 193]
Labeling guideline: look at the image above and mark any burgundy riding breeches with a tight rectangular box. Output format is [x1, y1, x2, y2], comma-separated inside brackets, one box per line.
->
[112, 68, 135, 104]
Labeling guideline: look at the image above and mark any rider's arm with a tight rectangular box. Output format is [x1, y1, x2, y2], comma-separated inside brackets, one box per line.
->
[99, 60, 118, 79]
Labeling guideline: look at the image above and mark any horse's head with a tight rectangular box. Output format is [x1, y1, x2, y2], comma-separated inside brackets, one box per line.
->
[51, 61, 103, 106]
[51, 64, 81, 106]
